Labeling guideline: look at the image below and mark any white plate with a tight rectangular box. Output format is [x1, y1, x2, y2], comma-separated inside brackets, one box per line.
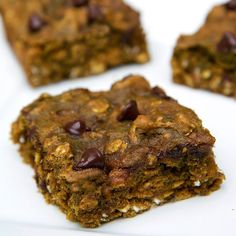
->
[0, 0, 236, 235]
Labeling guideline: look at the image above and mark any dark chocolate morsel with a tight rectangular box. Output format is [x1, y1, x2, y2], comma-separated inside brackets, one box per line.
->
[40, 180, 48, 193]
[35, 174, 48, 193]
[121, 28, 134, 44]
[161, 145, 209, 159]
[25, 128, 37, 140]
[188, 146, 209, 159]
[117, 100, 140, 121]
[217, 32, 236, 53]
[74, 148, 104, 169]
[88, 4, 103, 23]
[152, 86, 167, 97]
[165, 147, 182, 159]
[71, 0, 88, 7]
[223, 74, 233, 82]
[64, 120, 87, 136]
[225, 0, 236, 10]
[28, 14, 45, 33]
[152, 86, 174, 100]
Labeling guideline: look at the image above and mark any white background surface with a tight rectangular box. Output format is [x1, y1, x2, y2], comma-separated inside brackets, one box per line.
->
[0, 0, 235, 235]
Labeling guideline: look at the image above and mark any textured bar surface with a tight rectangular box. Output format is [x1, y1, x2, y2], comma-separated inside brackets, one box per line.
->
[172, 1, 236, 98]
[0, 0, 149, 86]
[11, 75, 224, 227]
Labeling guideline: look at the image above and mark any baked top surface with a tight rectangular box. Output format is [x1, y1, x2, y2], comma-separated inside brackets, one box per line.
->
[176, 2, 236, 52]
[0, 0, 140, 43]
[12, 75, 215, 172]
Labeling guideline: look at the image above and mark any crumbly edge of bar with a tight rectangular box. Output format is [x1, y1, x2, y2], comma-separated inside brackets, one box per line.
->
[1, 10, 149, 87]
[11, 118, 224, 228]
[172, 47, 236, 98]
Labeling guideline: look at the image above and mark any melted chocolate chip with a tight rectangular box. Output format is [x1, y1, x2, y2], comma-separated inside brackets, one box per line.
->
[88, 4, 102, 23]
[35, 174, 47, 193]
[223, 74, 233, 82]
[152, 86, 174, 100]
[121, 28, 134, 44]
[166, 147, 182, 159]
[117, 100, 140, 122]
[161, 145, 209, 159]
[225, 0, 236, 10]
[71, 0, 88, 7]
[217, 32, 236, 53]
[28, 14, 45, 33]
[40, 180, 48, 193]
[35, 173, 39, 184]
[188, 146, 208, 159]
[152, 86, 167, 97]
[25, 128, 36, 141]
[74, 148, 104, 169]
[64, 120, 87, 136]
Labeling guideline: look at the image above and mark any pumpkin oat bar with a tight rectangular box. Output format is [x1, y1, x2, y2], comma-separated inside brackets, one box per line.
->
[172, 0, 236, 98]
[11, 75, 224, 227]
[0, 0, 149, 87]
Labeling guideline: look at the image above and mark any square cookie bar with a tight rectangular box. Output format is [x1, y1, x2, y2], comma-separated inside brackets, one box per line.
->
[0, 0, 149, 86]
[172, 0, 236, 98]
[11, 75, 224, 227]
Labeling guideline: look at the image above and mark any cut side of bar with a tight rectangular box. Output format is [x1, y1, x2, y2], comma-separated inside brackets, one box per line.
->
[11, 75, 224, 227]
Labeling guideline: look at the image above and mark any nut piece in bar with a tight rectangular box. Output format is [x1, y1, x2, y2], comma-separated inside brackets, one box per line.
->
[0, 0, 149, 86]
[172, 0, 236, 98]
[11, 75, 224, 227]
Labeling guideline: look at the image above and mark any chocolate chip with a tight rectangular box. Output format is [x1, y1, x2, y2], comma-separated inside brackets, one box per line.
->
[163, 145, 209, 159]
[188, 146, 209, 159]
[117, 100, 140, 122]
[152, 86, 174, 100]
[217, 32, 236, 53]
[40, 180, 48, 193]
[25, 128, 36, 141]
[74, 148, 104, 169]
[88, 4, 103, 23]
[166, 147, 182, 159]
[28, 14, 45, 33]
[35, 173, 39, 184]
[152, 86, 167, 97]
[35, 174, 48, 193]
[121, 28, 134, 44]
[223, 74, 233, 82]
[71, 0, 88, 7]
[64, 120, 87, 136]
[225, 0, 236, 10]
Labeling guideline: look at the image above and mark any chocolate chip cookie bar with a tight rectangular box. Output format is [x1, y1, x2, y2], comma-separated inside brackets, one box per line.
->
[0, 0, 149, 87]
[172, 0, 236, 98]
[11, 75, 224, 227]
